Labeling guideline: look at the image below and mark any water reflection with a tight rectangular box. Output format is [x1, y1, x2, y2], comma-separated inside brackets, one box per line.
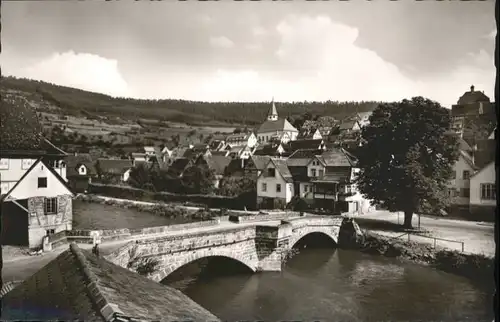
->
[168, 249, 493, 321]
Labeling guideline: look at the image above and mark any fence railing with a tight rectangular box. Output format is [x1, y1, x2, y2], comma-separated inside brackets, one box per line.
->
[387, 231, 465, 252]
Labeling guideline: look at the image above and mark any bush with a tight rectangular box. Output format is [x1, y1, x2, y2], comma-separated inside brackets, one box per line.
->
[287, 196, 308, 211]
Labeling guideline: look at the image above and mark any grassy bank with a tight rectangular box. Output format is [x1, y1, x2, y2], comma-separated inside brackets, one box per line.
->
[355, 231, 494, 288]
[76, 194, 223, 222]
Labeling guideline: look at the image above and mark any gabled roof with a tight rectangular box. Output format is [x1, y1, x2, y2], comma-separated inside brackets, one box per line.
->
[211, 150, 229, 157]
[1, 158, 74, 202]
[289, 139, 324, 151]
[257, 118, 298, 133]
[262, 158, 293, 183]
[459, 150, 478, 171]
[298, 128, 321, 139]
[458, 137, 473, 152]
[249, 155, 272, 171]
[1, 244, 219, 321]
[319, 148, 357, 167]
[200, 155, 232, 176]
[339, 119, 360, 131]
[162, 141, 177, 152]
[470, 161, 494, 179]
[228, 145, 248, 154]
[65, 154, 96, 177]
[97, 159, 133, 175]
[226, 133, 252, 142]
[253, 143, 284, 156]
[488, 127, 495, 140]
[472, 139, 496, 169]
[168, 158, 192, 176]
[169, 146, 187, 158]
[288, 149, 323, 160]
[286, 157, 312, 167]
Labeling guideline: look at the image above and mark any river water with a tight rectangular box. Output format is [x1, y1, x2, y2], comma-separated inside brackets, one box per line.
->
[167, 248, 494, 322]
[72, 200, 189, 229]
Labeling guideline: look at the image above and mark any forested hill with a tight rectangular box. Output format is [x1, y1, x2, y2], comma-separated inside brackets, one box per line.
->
[1, 76, 382, 126]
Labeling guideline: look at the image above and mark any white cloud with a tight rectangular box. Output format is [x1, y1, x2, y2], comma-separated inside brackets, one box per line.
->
[193, 15, 495, 106]
[209, 36, 234, 49]
[252, 26, 267, 37]
[15, 51, 131, 97]
[5, 15, 494, 107]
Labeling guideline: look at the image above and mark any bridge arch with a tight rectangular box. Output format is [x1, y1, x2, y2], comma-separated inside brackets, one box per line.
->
[288, 227, 338, 249]
[153, 248, 257, 282]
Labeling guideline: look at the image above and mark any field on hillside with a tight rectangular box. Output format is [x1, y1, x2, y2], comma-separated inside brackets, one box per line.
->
[1, 76, 380, 127]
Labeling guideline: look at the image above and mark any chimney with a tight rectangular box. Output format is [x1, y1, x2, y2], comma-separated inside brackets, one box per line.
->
[470, 85, 475, 92]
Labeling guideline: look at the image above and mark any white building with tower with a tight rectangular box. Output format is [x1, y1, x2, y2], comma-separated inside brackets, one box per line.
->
[256, 99, 299, 144]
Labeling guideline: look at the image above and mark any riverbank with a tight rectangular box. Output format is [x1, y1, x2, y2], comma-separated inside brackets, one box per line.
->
[350, 230, 494, 288]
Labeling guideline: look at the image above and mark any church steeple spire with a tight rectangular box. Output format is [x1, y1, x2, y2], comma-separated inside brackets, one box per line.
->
[267, 97, 278, 121]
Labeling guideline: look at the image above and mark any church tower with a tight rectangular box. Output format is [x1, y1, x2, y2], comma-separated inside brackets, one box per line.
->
[267, 98, 278, 121]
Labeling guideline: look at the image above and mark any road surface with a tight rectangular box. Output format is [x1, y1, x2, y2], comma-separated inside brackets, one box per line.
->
[2, 216, 289, 283]
[353, 211, 495, 256]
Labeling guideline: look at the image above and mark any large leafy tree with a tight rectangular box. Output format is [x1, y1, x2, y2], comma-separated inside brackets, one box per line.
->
[356, 97, 460, 228]
[128, 163, 154, 190]
[181, 164, 216, 195]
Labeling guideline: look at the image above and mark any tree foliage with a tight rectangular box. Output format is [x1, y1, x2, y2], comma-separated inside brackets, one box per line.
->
[355, 97, 460, 228]
[128, 163, 154, 190]
[181, 165, 216, 195]
[218, 176, 257, 197]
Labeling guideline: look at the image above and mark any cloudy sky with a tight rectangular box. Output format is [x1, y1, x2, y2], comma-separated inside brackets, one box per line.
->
[2, 1, 496, 106]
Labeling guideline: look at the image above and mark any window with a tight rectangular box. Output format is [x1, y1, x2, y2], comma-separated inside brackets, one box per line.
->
[304, 185, 308, 193]
[480, 184, 496, 200]
[311, 169, 317, 177]
[276, 184, 282, 193]
[460, 188, 470, 198]
[0, 158, 9, 170]
[44, 198, 58, 215]
[462, 170, 470, 180]
[262, 183, 267, 192]
[38, 177, 48, 188]
[46, 229, 55, 236]
[319, 170, 324, 177]
[345, 185, 352, 193]
[21, 159, 34, 170]
[267, 168, 276, 177]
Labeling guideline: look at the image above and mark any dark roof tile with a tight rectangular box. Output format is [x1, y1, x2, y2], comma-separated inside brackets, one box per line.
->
[1, 244, 219, 321]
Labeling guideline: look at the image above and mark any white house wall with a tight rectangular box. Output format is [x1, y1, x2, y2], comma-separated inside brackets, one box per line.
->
[299, 182, 315, 199]
[0, 159, 67, 189]
[447, 155, 475, 206]
[6, 161, 72, 200]
[307, 159, 326, 178]
[470, 162, 495, 207]
[256, 164, 294, 203]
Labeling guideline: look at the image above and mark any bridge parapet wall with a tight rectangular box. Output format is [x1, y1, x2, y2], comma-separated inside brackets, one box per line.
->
[105, 215, 347, 280]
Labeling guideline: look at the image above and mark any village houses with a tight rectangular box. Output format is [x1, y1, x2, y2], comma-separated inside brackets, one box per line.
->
[1, 99, 74, 248]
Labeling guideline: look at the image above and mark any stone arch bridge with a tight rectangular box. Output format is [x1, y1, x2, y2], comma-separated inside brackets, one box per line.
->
[105, 214, 345, 282]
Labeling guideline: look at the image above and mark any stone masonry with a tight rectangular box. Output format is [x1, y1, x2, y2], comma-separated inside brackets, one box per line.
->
[28, 195, 73, 248]
[106, 216, 344, 282]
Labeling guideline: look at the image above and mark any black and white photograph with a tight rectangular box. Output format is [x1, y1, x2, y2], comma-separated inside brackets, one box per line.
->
[0, 0, 497, 321]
